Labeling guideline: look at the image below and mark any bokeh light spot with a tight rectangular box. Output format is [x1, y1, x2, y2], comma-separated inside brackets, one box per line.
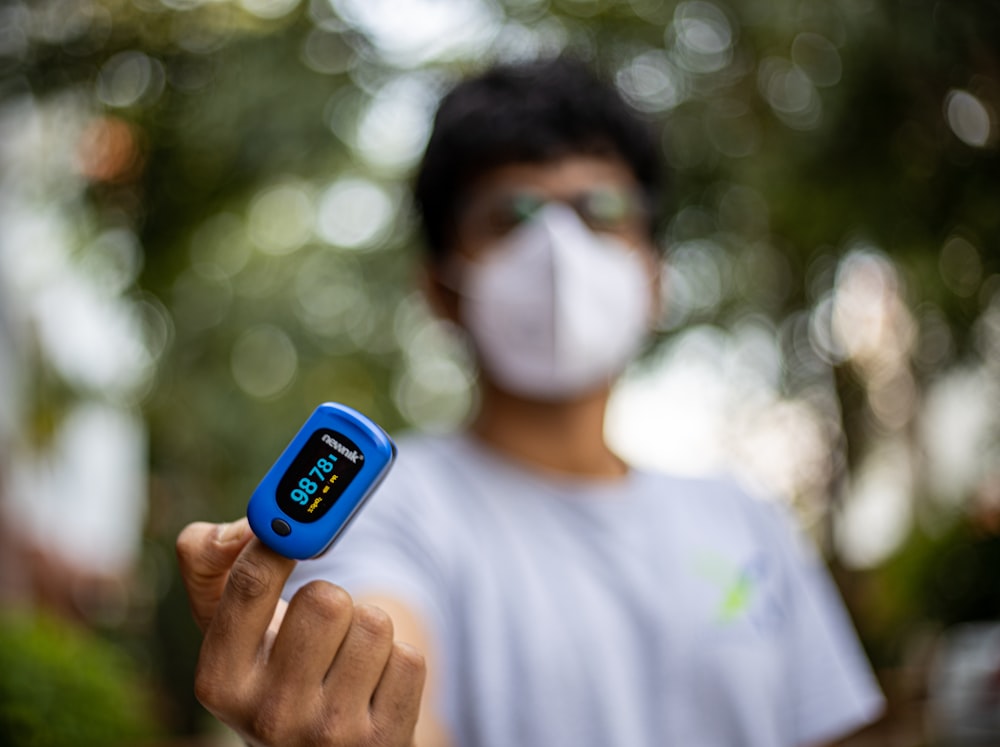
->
[79, 228, 144, 295]
[914, 305, 954, 371]
[75, 116, 143, 184]
[293, 251, 364, 340]
[868, 369, 917, 430]
[616, 50, 683, 113]
[835, 442, 914, 568]
[758, 57, 822, 130]
[301, 28, 356, 75]
[35, 0, 112, 48]
[247, 182, 315, 256]
[189, 212, 252, 279]
[662, 239, 730, 322]
[171, 267, 233, 333]
[329, 0, 501, 67]
[97, 51, 165, 109]
[355, 75, 437, 172]
[671, 1, 734, 74]
[791, 32, 842, 87]
[230, 324, 298, 399]
[34, 274, 153, 397]
[939, 235, 982, 298]
[920, 369, 998, 506]
[945, 89, 992, 148]
[240, 0, 300, 19]
[706, 100, 760, 158]
[819, 248, 917, 398]
[316, 177, 394, 249]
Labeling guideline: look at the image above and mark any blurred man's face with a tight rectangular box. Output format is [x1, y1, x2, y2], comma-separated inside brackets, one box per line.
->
[427, 154, 661, 403]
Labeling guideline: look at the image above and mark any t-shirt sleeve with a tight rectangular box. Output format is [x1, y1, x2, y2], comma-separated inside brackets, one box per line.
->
[282, 446, 451, 637]
[756, 500, 886, 745]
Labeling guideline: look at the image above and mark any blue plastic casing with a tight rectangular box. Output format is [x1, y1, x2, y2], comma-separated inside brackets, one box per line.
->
[247, 402, 396, 559]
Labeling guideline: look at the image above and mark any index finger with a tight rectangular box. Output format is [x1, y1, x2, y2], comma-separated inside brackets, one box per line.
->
[201, 538, 297, 676]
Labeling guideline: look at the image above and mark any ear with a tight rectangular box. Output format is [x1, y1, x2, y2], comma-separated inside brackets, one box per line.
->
[420, 262, 461, 325]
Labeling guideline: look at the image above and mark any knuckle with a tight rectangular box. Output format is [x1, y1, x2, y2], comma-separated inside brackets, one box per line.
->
[392, 642, 427, 682]
[353, 604, 394, 641]
[226, 554, 271, 601]
[295, 581, 353, 619]
[193, 657, 232, 714]
[248, 698, 288, 745]
[241, 685, 316, 745]
[192, 668, 216, 710]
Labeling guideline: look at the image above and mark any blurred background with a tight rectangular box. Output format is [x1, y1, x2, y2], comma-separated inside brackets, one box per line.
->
[0, 0, 998, 744]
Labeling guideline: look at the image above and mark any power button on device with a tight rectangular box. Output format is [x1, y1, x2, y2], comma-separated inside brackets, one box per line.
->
[271, 518, 292, 537]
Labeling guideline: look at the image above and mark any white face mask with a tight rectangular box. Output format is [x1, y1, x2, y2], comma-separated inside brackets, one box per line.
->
[453, 203, 653, 401]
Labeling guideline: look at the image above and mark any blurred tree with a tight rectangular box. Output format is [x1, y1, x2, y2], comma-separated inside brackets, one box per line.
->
[0, 610, 158, 746]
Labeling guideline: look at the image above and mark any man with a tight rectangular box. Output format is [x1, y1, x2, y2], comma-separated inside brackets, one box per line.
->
[177, 58, 884, 747]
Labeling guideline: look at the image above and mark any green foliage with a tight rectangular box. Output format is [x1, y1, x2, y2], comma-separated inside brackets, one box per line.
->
[0, 611, 159, 747]
[857, 513, 1000, 670]
[885, 522, 1000, 627]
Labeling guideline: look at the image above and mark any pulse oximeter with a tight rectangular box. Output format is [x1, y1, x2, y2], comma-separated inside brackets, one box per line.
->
[247, 402, 397, 559]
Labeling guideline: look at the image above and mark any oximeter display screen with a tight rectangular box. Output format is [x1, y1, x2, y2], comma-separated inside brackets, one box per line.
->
[276, 429, 364, 523]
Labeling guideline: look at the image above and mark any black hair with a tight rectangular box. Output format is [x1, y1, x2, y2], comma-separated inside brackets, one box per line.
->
[413, 56, 664, 262]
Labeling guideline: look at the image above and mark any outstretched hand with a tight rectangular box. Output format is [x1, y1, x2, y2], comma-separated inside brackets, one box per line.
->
[176, 519, 426, 747]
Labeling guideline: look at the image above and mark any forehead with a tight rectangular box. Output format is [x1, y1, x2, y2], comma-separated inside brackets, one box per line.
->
[465, 154, 641, 199]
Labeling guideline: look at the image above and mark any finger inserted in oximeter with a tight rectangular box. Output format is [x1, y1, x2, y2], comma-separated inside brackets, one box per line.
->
[247, 402, 396, 559]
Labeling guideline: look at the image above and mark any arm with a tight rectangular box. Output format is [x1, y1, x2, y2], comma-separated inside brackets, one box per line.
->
[359, 594, 453, 747]
[176, 519, 436, 747]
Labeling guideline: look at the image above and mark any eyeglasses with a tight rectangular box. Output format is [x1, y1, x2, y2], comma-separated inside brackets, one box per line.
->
[458, 185, 650, 240]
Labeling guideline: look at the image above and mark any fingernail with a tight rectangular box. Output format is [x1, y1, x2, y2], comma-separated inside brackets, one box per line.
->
[217, 519, 249, 543]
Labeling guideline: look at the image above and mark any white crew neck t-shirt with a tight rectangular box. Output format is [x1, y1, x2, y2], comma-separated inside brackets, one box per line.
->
[285, 433, 884, 747]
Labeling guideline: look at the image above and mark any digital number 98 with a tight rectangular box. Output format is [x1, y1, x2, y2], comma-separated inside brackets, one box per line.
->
[291, 455, 336, 504]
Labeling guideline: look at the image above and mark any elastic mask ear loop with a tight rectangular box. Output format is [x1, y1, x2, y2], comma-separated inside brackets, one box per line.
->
[418, 261, 477, 358]
[432, 255, 474, 298]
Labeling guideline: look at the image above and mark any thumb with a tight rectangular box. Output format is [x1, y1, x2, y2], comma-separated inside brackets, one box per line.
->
[176, 518, 254, 632]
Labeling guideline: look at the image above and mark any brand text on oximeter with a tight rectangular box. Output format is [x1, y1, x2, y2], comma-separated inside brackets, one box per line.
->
[322, 434, 363, 464]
